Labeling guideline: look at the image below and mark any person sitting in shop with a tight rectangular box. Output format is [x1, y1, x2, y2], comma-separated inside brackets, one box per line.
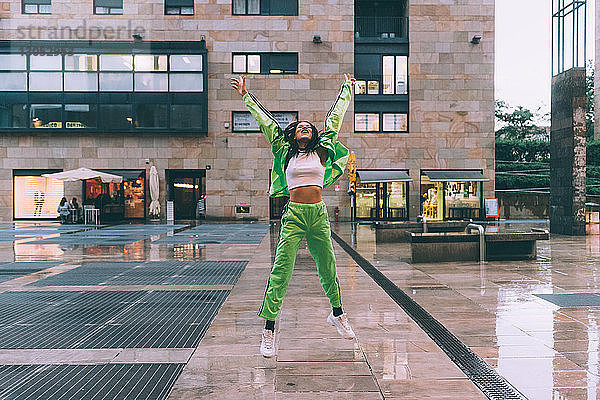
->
[71, 197, 81, 223]
[57, 197, 72, 224]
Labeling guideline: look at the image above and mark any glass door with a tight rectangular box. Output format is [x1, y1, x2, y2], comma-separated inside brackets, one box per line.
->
[172, 177, 200, 219]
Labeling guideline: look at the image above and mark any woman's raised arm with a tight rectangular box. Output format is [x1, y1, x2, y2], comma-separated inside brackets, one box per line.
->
[231, 76, 284, 152]
[323, 73, 355, 144]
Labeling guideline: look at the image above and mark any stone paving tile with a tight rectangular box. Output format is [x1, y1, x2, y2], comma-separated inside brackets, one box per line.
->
[333, 222, 600, 399]
[169, 223, 485, 399]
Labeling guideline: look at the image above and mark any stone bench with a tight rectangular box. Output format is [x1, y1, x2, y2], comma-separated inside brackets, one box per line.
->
[408, 229, 549, 263]
[373, 221, 470, 243]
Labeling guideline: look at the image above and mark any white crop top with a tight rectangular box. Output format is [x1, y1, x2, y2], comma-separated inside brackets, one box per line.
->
[285, 151, 325, 190]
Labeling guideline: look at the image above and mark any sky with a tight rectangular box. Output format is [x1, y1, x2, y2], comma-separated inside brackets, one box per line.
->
[495, 0, 595, 120]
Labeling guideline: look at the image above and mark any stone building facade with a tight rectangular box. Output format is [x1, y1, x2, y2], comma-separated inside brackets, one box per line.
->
[0, 0, 494, 222]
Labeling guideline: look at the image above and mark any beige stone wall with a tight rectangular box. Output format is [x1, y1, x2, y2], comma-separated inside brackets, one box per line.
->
[404, 0, 496, 217]
[0, 0, 354, 221]
[0, 0, 494, 221]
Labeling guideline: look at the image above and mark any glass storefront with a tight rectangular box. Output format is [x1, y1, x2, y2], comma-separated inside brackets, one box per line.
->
[420, 175, 444, 221]
[84, 170, 145, 220]
[14, 172, 64, 219]
[355, 180, 408, 220]
[445, 181, 481, 220]
[420, 170, 485, 220]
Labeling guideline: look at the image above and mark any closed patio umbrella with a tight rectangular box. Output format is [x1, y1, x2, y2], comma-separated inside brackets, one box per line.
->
[42, 168, 123, 183]
[149, 166, 160, 217]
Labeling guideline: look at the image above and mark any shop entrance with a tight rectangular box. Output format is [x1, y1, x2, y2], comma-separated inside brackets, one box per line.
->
[83, 170, 146, 221]
[167, 170, 206, 220]
[355, 181, 408, 221]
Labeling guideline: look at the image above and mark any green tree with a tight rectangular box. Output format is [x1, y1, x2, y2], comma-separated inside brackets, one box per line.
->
[587, 62, 594, 140]
[495, 100, 548, 140]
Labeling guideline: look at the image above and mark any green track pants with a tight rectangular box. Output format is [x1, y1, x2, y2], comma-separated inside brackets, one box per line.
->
[258, 200, 342, 320]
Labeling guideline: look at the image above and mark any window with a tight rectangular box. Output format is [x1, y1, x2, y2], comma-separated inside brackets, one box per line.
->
[99, 104, 134, 130]
[171, 105, 204, 129]
[232, 53, 298, 74]
[355, 112, 408, 133]
[383, 56, 408, 94]
[30, 104, 62, 128]
[233, 0, 297, 15]
[94, 0, 123, 14]
[382, 113, 407, 132]
[22, 0, 51, 14]
[0, 73, 27, 91]
[355, 54, 408, 95]
[0, 104, 28, 128]
[0, 43, 207, 132]
[232, 111, 297, 132]
[135, 104, 168, 128]
[165, 0, 194, 15]
[355, 113, 379, 132]
[65, 104, 97, 128]
[14, 173, 64, 219]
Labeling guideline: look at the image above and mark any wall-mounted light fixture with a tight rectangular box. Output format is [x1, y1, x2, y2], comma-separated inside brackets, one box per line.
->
[470, 35, 482, 44]
[313, 35, 322, 44]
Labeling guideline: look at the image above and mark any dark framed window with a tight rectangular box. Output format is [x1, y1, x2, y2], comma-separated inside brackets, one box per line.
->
[22, 0, 51, 14]
[232, 0, 297, 16]
[232, 111, 297, 132]
[171, 105, 204, 129]
[232, 53, 298, 74]
[134, 103, 168, 128]
[99, 104, 134, 130]
[165, 0, 194, 15]
[0, 104, 28, 128]
[355, 112, 408, 133]
[65, 104, 97, 128]
[0, 40, 207, 134]
[355, 54, 408, 95]
[94, 0, 123, 14]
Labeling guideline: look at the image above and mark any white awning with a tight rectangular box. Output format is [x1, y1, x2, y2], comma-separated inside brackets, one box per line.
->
[42, 168, 123, 183]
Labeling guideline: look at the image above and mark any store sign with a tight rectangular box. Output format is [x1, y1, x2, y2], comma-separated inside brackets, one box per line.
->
[484, 198, 499, 218]
[35, 121, 62, 129]
[233, 111, 297, 132]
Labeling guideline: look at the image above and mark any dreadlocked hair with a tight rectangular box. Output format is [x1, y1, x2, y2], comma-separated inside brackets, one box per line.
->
[283, 121, 321, 171]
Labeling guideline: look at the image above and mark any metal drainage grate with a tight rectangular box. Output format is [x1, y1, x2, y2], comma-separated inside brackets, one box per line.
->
[31, 260, 248, 286]
[0, 363, 184, 400]
[0, 262, 58, 283]
[331, 231, 527, 400]
[154, 223, 269, 245]
[0, 290, 229, 349]
[535, 293, 600, 307]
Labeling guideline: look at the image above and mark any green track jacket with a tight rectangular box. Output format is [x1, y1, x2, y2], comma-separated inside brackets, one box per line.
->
[243, 80, 352, 197]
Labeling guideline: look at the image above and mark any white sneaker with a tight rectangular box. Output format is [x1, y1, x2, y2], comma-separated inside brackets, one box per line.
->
[260, 329, 275, 358]
[327, 311, 355, 339]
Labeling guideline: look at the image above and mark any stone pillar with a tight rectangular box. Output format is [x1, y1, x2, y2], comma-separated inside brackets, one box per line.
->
[550, 67, 587, 235]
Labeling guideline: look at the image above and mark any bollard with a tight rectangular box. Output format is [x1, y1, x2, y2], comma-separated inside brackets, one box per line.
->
[335, 206, 339, 222]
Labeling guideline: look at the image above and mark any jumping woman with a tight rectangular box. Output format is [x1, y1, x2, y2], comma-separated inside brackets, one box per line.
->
[231, 74, 356, 358]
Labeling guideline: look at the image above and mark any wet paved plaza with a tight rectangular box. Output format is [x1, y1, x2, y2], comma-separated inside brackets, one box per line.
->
[0, 220, 599, 398]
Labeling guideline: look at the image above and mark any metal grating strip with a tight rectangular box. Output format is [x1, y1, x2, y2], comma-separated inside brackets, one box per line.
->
[0, 290, 229, 349]
[0, 364, 184, 400]
[331, 231, 527, 400]
[31, 261, 248, 287]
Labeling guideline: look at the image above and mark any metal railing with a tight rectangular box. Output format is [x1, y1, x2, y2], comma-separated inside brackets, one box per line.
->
[465, 223, 485, 262]
[355, 16, 408, 39]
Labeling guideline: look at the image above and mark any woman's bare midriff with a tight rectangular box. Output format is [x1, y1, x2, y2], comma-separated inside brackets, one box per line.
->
[289, 185, 322, 204]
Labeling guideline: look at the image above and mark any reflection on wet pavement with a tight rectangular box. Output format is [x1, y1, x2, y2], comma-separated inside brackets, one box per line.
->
[4, 219, 599, 398]
[333, 221, 600, 399]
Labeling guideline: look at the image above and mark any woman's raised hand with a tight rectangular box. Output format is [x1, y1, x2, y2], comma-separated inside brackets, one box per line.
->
[230, 75, 248, 97]
[344, 73, 356, 84]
